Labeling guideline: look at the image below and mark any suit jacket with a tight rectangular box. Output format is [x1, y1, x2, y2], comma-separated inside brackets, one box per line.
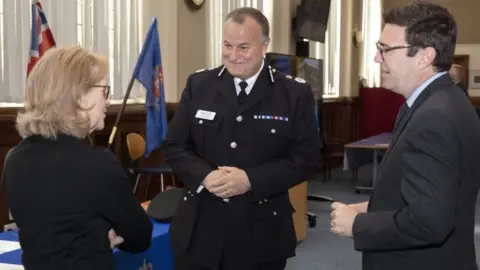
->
[352, 74, 480, 270]
[4, 134, 153, 270]
[457, 82, 469, 96]
[161, 64, 321, 269]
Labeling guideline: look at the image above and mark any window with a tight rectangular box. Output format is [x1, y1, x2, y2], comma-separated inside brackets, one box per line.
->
[309, 0, 341, 98]
[0, 0, 143, 107]
[360, 0, 382, 87]
[0, 1, 4, 87]
[206, 0, 274, 68]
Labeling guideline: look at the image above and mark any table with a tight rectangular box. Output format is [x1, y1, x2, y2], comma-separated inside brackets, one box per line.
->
[343, 132, 392, 193]
[288, 182, 308, 241]
[0, 219, 173, 270]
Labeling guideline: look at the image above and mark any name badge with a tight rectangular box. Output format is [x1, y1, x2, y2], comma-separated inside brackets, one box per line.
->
[195, 110, 216, 120]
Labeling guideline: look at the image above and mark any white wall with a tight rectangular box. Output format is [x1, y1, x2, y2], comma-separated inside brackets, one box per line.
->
[455, 44, 480, 96]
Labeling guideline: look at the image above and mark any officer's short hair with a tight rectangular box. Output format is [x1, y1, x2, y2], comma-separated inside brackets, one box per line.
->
[225, 7, 270, 43]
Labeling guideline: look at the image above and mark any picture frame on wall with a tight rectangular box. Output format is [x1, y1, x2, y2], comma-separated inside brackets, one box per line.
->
[469, 70, 480, 89]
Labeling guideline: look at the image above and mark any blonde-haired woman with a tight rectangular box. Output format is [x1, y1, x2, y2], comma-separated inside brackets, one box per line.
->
[3, 45, 152, 270]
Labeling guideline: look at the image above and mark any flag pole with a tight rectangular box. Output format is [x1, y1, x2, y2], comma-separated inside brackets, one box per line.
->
[107, 75, 136, 149]
[107, 17, 159, 150]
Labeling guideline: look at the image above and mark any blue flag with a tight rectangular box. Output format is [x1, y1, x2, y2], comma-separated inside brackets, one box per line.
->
[133, 18, 167, 157]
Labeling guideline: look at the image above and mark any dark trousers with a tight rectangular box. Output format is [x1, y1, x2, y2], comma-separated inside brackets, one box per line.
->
[174, 254, 287, 270]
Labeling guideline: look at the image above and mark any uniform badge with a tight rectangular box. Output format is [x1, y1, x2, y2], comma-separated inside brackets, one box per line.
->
[195, 110, 216, 120]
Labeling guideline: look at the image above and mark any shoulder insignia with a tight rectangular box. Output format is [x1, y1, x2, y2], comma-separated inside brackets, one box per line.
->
[218, 66, 226, 76]
[267, 65, 275, 83]
[295, 77, 306, 83]
[195, 68, 207, 73]
[286, 75, 293, 79]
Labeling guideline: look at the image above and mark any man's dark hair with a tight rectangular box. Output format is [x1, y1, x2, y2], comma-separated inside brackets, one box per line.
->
[225, 7, 270, 42]
[383, 0, 457, 72]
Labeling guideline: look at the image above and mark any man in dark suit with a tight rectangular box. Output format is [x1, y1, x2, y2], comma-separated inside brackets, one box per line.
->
[330, 1, 480, 270]
[161, 7, 321, 270]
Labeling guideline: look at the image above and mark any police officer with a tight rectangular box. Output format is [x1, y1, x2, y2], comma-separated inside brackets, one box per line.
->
[161, 7, 321, 270]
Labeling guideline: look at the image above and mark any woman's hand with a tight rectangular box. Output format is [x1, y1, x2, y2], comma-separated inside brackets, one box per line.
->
[108, 229, 124, 249]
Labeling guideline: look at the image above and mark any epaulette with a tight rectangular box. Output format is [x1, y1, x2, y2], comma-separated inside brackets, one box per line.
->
[294, 77, 306, 83]
[281, 73, 306, 84]
[189, 68, 209, 78]
[195, 68, 208, 73]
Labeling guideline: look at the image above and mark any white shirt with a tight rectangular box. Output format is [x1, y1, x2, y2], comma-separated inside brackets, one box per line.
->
[233, 60, 264, 96]
[406, 71, 447, 107]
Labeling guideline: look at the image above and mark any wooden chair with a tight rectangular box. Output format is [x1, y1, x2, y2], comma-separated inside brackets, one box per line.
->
[321, 134, 347, 181]
[125, 133, 174, 200]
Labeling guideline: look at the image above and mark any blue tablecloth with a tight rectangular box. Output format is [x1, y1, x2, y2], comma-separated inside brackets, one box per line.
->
[343, 132, 393, 170]
[0, 220, 173, 270]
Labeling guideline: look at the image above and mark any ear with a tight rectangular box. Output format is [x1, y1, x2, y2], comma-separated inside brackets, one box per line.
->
[261, 39, 270, 55]
[418, 47, 436, 69]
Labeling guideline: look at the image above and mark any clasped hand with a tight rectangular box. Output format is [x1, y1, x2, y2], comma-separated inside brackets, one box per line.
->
[330, 202, 360, 238]
[203, 166, 251, 198]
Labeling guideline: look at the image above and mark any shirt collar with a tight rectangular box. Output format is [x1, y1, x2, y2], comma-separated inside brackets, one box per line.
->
[406, 72, 447, 107]
[233, 60, 264, 95]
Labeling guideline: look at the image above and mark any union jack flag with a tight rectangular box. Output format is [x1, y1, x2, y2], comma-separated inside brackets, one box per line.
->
[27, 0, 56, 76]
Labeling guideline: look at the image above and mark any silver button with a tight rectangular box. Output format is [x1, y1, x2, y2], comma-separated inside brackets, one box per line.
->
[273, 211, 277, 216]
[236, 115, 243, 122]
[199, 120, 203, 124]
[183, 196, 187, 201]
[258, 201, 263, 204]
[271, 129, 276, 134]
[264, 199, 268, 202]
[230, 142, 237, 148]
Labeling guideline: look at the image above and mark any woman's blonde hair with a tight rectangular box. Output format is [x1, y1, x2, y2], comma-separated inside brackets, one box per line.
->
[16, 45, 108, 139]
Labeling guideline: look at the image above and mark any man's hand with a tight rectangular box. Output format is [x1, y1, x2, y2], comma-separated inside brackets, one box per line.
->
[202, 169, 228, 190]
[330, 202, 360, 238]
[207, 166, 251, 198]
[108, 229, 124, 249]
[348, 201, 369, 213]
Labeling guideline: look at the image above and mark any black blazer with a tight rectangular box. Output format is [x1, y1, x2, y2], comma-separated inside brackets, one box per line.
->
[161, 64, 321, 269]
[3, 134, 153, 270]
[456, 82, 469, 96]
[352, 74, 480, 270]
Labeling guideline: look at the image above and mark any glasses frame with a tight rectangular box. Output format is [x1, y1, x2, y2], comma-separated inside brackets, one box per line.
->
[91, 84, 110, 99]
[375, 42, 414, 62]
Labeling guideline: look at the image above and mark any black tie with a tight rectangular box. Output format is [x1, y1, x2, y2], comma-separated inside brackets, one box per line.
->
[394, 103, 409, 132]
[238, 81, 248, 104]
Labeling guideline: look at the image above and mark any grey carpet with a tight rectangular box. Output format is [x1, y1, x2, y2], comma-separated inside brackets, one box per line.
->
[285, 165, 480, 269]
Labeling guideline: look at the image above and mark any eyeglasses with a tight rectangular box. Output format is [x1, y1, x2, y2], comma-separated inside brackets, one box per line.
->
[91, 84, 110, 99]
[375, 42, 413, 62]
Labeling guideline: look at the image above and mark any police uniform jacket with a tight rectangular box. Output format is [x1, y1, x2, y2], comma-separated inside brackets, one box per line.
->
[161, 63, 321, 269]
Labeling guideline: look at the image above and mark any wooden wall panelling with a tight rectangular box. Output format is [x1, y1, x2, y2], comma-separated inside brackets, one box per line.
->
[320, 97, 361, 168]
[321, 97, 360, 144]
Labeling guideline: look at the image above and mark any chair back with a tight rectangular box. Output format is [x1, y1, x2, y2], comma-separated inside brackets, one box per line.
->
[126, 133, 145, 161]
